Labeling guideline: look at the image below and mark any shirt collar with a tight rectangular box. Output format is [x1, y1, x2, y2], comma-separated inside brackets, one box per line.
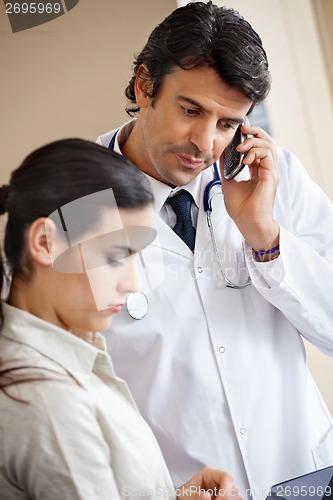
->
[1, 302, 114, 384]
[148, 175, 201, 215]
[113, 119, 203, 214]
[112, 118, 135, 155]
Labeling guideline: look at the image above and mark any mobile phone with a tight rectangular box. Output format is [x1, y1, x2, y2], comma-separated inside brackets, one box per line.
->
[223, 119, 249, 180]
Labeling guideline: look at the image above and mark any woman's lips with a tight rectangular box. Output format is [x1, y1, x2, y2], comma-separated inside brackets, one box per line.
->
[107, 304, 124, 313]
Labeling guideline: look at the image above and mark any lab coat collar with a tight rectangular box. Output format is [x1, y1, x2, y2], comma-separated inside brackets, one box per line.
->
[112, 118, 136, 155]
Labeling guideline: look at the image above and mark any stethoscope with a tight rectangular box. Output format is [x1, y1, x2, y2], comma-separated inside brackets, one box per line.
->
[108, 131, 251, 319]
[203, 162, 251, 289]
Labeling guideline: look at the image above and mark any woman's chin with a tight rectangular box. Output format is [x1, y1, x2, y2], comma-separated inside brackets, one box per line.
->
[96, 311, 114, 333]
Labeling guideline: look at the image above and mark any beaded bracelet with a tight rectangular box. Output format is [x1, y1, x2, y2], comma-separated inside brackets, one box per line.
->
[253, 244, 280, 257]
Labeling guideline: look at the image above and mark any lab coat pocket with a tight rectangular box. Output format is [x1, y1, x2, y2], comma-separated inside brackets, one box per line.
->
[248, 286, 275, 323]
[312, 427, 333, 469]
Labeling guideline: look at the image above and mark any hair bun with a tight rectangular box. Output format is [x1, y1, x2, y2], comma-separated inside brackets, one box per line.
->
[0, 185, 10, 215]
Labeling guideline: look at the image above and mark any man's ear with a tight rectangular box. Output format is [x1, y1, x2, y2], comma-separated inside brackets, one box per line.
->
[134, 64, 154, 108]
[27, 218, 56, 267]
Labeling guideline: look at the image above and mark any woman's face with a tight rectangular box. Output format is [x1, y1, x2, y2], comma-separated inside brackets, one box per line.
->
[48, 205, 154, 335]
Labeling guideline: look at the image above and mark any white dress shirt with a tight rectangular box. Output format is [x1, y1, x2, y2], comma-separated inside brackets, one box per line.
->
[0, 302, 176, 500]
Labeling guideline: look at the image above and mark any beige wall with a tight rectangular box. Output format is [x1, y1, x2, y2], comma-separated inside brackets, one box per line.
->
[0, 0, 176, 184]
[312, 0, 333, 95]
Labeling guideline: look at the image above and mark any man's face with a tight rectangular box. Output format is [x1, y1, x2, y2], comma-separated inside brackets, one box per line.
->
[133, 65, 252, 187]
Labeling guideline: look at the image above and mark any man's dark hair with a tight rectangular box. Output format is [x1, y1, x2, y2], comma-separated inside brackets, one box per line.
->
[125, 1, 271, 116]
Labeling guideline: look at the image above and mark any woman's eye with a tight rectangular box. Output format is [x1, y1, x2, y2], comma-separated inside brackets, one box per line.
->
[106, 259, 121, 267]
[106, 255, 126, 267]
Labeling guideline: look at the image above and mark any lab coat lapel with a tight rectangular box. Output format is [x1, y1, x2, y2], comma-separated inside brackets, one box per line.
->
[153, 212, 194, 258]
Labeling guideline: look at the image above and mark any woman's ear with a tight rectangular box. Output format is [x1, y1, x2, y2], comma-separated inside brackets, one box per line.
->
[27, 218, 57, 267]
[134, 64, 154, 108]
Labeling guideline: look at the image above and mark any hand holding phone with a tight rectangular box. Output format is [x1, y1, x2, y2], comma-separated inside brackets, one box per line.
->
[223, 118, 250, 180]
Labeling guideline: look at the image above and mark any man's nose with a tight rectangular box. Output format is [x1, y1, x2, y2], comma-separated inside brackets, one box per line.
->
[190, 120, 216, 155]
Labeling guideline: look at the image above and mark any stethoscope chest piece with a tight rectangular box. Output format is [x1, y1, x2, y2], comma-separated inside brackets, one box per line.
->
[126, 292, 148, 320]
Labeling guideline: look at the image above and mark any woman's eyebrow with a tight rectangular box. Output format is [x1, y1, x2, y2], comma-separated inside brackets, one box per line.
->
[110, 245, 136, 255]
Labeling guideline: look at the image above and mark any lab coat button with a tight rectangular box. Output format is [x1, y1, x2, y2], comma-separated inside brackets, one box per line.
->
[197, 266, 203, 273]
[219, 346, 225, 353]
[240, 428, 246, 435]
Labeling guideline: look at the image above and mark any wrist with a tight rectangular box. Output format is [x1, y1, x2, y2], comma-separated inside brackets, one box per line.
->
[246, 221, 280, 261]
[240, 220, 279, 252]
[252, 244, 280, 262]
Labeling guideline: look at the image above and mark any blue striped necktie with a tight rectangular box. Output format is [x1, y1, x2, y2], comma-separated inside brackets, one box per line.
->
[166, 190, 196, 252]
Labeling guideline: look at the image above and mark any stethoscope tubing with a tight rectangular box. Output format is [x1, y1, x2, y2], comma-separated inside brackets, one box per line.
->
[203, 162, 221, 213]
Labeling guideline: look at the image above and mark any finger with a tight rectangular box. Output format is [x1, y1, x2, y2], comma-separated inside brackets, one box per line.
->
[199, 468, 242, 500]
[243, 147, 274, 168]
[238, 136, 271, 151]
[240, 124, 277, 162]
[241, 123, 272, 142]
[217, 475, 241, 500]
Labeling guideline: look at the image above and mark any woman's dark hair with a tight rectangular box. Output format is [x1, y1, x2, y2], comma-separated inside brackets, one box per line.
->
[0, 138, 154, 327]
[125, 1, 271, 115]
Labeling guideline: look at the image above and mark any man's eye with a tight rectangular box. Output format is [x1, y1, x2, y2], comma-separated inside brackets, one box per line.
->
[220, 122, 236, 130]
[182, 107, 199, 116]
[219, 121, 237, 130]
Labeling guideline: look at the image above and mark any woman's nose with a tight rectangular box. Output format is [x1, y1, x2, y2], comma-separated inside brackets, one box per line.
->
[119, 255, 141, 294]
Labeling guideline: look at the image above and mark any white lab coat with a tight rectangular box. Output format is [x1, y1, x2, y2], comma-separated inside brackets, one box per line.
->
[98, 127, 333, 500]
